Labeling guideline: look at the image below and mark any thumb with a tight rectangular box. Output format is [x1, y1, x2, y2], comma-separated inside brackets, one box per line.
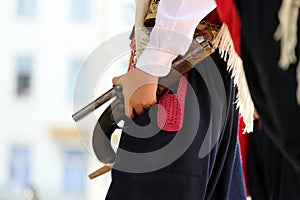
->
[112, 75, 123, 85]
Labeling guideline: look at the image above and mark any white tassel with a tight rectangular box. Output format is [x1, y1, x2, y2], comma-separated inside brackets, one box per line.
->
[215, 25, 255, 133]
[274, 0, 300, 105]
[274, 0, 300, 69]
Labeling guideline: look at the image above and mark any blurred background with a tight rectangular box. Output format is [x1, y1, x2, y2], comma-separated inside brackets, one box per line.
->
[0, 0, 135, 199]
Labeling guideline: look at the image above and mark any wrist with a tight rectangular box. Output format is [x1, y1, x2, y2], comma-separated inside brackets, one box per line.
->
[136, 48, 177, 77]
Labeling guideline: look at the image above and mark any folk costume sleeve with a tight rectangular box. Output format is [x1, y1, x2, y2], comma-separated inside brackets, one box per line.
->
[136, 0, 216, 76]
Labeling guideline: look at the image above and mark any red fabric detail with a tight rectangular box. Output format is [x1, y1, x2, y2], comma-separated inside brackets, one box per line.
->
[157, 74, 188, 132]
[202, 9, 222, 26]
[215, 0, 241, 56]
[238, 116, 250, 197]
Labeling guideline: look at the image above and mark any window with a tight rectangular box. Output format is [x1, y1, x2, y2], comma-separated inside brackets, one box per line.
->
[71, 0, 90, 21]
[16, 56, 32, 97]
[69, 58, 83, 98]
[17, 0, 37, 17]
[64, 150, 87, 193]
[9, 146, 31, 188]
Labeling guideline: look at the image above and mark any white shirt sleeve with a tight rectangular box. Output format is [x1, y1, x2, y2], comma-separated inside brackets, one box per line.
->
[136, 0, 216, 77]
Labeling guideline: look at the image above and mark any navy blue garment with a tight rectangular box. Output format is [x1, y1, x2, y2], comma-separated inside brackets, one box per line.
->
[234, 0, 300, 173]
[106, 53, 246, 200]
[247, 120, 300, 200]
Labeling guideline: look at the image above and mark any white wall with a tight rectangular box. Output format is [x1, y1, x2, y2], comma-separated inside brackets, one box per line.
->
[0, 0, 134, 199]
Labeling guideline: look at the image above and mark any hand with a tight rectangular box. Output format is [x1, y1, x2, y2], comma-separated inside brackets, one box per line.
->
[112, 68, 158, 118]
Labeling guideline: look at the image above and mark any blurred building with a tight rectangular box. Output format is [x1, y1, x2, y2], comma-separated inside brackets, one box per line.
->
[0, 0, 134, 199]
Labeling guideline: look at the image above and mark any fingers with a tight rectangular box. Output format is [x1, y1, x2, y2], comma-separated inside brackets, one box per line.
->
[111, 68, 158, 119]
[131, 85, 156, 117]
[132, 103, 151, 116]
[133, 105, 144, 116]
[125, 103, 134, 119]
[125, 99, 148, 118]
[124, 95, 154, 118]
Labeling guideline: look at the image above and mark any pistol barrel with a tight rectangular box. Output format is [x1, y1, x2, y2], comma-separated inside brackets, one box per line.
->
[72, 87, 116, 122]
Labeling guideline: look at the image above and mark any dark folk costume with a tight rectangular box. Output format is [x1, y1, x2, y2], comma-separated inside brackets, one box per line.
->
[247, 120, 300, 200]
[106, 2, 246, 199]
[235, 0, 300, 173]
[106, 53, 246, 200]
[215, 1, 300, 199]
[215, 0, 300, 173]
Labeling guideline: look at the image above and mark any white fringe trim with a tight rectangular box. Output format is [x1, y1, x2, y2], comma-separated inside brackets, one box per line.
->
[214, 24, 254, 133]
[274, 0, 300, 105]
